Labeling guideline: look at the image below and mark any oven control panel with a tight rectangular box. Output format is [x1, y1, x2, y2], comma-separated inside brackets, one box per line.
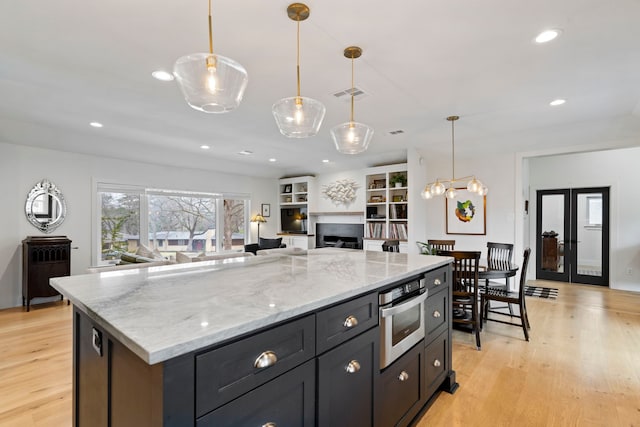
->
[379, 277, 426, 305]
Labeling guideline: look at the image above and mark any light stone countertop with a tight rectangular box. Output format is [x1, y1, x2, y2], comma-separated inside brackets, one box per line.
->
[51, 248, 450, 365]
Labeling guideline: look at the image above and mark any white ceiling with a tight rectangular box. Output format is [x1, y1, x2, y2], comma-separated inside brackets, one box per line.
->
[2, 0, 640, 178]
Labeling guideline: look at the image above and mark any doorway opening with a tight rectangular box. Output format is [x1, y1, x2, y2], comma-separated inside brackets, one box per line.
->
[536, 187, 610, 286]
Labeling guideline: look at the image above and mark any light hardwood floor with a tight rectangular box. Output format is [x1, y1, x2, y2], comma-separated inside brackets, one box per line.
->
[1, 280, 639, 427]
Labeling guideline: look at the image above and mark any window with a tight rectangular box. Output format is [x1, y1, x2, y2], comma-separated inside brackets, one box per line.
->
[99, 190, 140, 261]
[96, 184, 249, 264]
[149, 193, 216, 257]
[587, 196, 603, 226]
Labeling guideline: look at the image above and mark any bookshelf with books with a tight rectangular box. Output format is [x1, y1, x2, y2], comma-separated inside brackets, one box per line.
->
[363, 164, 409, 252]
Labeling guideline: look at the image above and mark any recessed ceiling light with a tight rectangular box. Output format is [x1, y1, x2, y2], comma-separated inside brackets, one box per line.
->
[549, 99, 566, 106]
[322, 159, 329, 163]
[535, 29, 561, 44]
[152, 70, 174, 81]
[200, 145, 210, 150]
[268, 158, 277, 162]
[89, 122, 103, 128]
[238, 150, 253, 155]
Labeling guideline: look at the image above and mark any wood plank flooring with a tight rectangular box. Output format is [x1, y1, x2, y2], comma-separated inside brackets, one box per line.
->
[1, 280, 639, 427]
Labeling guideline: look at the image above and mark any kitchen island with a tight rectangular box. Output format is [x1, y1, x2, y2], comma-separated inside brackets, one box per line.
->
[52, 248, 456, 426]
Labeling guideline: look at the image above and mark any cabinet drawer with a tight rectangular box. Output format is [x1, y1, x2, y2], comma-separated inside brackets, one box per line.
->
[375, 342, 425, 427]
[197, 359, 315, 427]
[424, 330, 448, 399]
[423, 265, 448, 293]
[316, 293, 378, 354]
[424, 289, 448, 345]
[196, 315, 315, 417]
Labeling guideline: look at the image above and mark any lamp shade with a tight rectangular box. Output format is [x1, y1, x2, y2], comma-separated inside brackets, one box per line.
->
[174, 53, 248, 113]
[272, 96, 326, 138]
[250, 214, 267, 223]
[330, 121, 374, 154]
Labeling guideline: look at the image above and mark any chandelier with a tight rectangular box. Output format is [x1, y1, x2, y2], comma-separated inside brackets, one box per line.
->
[421, 116, 488, 200]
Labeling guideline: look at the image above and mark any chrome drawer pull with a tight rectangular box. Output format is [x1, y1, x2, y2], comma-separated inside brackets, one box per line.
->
[434, 278, 441, 286]
[262, 423, 276, 427]
[345, 360, 361, 374]
[398, 371, 409, 381]
[433, 359, 441, 367]
[433, 310, 441, 318]
[344, 315, 358, 328]
[254, 351, 278, 369]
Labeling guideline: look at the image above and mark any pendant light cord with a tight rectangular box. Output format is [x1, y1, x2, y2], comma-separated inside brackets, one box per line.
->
[296, 20, 301, 98]
[350, 55, 355, 123]
[451, 117, 456, 181]
[208, 0, 213, 55]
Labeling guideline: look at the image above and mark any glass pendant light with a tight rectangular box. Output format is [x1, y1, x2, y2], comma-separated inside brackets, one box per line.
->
[173, 0, 248, 113]
[422, 115, 488, 200]
[272, 3, 326, 138]
[330, 46, 374, 154]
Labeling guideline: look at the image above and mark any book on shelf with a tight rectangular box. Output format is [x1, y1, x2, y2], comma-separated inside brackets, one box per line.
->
[389, 223, 408, 240]
[365, 222, 386, 239]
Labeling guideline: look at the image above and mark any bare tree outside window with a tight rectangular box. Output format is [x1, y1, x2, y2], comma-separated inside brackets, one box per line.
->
[149, 195, 216, 254]
[223, 199, 246, 250]
[100, 192, 140, 260]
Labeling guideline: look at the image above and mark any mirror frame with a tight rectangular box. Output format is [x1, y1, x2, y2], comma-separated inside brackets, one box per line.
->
[25, 179, 67, 233]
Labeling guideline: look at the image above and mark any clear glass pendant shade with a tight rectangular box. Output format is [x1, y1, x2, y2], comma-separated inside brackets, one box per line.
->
[431, 181, 446, 196]
[445, 187, 458, 199]
[272, 96, 326, 138]
[467, 177, 482, 193]
[174, 53, 248, 113]
[330, 121, 374, 154]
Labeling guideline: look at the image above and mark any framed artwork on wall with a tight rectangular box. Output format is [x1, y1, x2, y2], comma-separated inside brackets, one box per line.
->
[446, 189, 486, 235]
[261, 203, 270, 217]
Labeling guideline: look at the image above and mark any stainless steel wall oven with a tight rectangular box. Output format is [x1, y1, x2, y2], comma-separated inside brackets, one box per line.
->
[379, 276, 427, 369]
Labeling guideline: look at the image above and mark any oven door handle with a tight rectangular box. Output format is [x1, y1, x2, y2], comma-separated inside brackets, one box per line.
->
[380, 290, 428, 318]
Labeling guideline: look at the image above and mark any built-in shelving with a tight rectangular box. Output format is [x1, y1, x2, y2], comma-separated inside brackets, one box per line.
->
[364, 165, 409, 252]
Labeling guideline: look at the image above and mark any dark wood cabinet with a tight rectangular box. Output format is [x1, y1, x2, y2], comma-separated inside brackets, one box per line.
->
[375, 342, 426, 427]
[22, 235, 71, 311]
[317, 327, 378, 427]
[197, 360, 316, 427]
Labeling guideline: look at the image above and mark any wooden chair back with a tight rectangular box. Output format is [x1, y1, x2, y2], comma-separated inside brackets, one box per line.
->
[427, 239, 456, 252]
[487, 242, 514, 263]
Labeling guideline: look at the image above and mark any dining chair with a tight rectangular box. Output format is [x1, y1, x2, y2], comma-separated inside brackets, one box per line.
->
[427, 239, 455, 252]
[481, 248, 532, 341]
[485, 242, 515, 312]
[381, 240, 400, 252]
[438, 250, 482, 350]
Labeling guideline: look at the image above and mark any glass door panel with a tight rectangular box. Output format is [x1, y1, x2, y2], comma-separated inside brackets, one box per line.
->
[571, 188, 609, 285]
[536, 190, 570, 281]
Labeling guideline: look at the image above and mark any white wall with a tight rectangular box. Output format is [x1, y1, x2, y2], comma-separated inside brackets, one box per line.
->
[0, 142, 277, 309]
[528, 147, 640, 292]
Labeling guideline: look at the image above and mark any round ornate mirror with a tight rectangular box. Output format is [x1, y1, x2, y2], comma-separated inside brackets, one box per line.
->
[25, 179, 67, 233]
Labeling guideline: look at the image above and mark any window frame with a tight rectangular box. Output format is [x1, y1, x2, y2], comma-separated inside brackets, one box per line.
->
[93, 181, 250, 266]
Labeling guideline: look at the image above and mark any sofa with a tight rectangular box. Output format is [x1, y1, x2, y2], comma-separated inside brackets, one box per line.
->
[243, 237, 287, 255]
[87, 245, 255, 273]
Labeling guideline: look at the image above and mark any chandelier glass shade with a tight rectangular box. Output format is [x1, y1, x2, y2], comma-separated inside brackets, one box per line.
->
[330, 46, 373, 154]
[173, 0, 248, 113]
[273, 3, 326, 138]
[421, 116, 488, 200]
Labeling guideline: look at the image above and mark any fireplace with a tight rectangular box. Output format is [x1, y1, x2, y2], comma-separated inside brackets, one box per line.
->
[315, 223, 364, 250]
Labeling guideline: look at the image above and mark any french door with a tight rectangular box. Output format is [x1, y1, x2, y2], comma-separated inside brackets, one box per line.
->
[536, 187, 609, 285]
